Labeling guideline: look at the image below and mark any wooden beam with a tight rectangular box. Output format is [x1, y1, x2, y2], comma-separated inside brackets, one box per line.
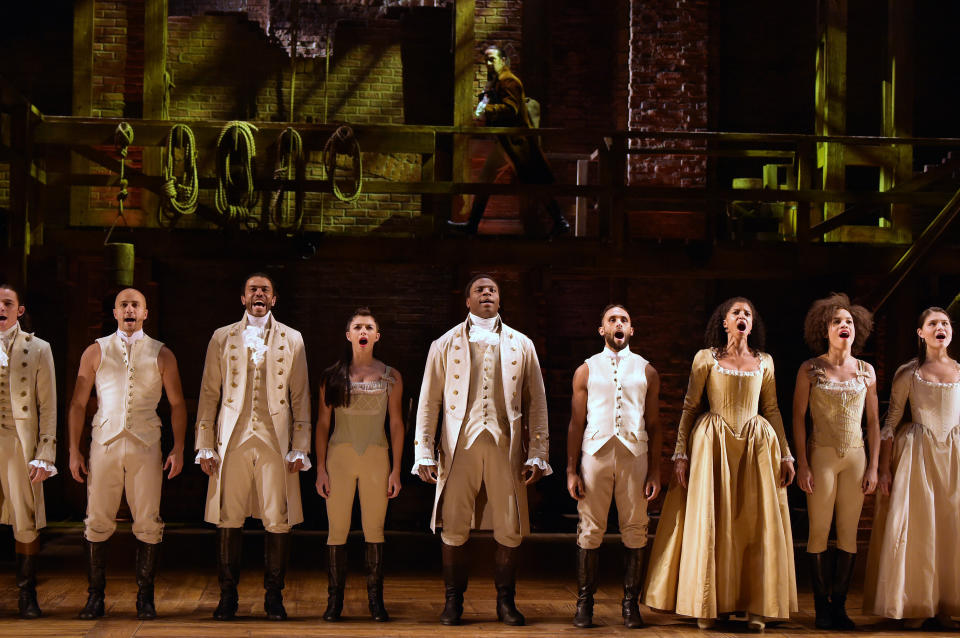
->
[141, 0, 169, 228]
[452, 0, 475, 221]
[815, 0, 848, 236]
[882, 0, 914, 233]
[70, 0, 94, 225]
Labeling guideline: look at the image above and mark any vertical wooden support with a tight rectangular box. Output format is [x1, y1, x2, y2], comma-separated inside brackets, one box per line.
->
[575, 158, 590, 237]
[815, 0, 847, 237]
[796, 142, 815, 244]
[71, 0, 94, 226]
[142, 0, 168, 227]
[8, 104, 29, 285]
[453, 0, 476, 218]
[599, 137, 627, 251]
[882, 0, 914, 235]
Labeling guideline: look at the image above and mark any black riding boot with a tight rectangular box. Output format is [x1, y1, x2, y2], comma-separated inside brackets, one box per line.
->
[573, 547, 599, 628]
[78, 539, 107, 620]
[15, 541, 40, 619]
[447, 195, 489, 235]
[831, 550, 857, 630]
[263, 532, 289, 620]
[135, 541, 160, 620]
[494, 543, 525, 626]
[366, 542, 389, 621]
[622, 546, 646, 628]
[213, 527, 242, 620]
[809, 551, 833, 629]
[439, 542, 467, 626]
[323, 544, 347, 621]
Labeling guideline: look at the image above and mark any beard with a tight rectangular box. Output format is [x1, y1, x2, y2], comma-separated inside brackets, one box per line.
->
[604, 332, 630, 352]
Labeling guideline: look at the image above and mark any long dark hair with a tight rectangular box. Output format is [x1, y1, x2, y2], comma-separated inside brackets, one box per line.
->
[320, 308, 378, 409]
[917, 306, 950, 365]
[704, 296, 766, 354]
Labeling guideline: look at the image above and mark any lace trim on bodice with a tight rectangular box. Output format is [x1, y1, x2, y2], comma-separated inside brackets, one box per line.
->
[913, 369, 960, 388]
[348, 368, 396, 395]
[807, 361, 867, 455]
[712, 361, 763, 377]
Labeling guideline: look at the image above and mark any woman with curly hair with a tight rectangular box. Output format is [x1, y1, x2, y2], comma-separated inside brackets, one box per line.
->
[315, 308, 404, 622]
[863, 307, 960, 629]
[792, 294, 879, 630]
[645, 297, 797, 632]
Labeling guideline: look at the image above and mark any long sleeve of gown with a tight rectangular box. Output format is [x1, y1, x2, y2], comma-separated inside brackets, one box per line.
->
[881, 361, 913, 440]
[674, 349, 711, 459]
[760, 353, 792, 459]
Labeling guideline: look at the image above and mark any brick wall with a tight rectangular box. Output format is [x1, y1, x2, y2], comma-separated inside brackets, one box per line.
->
[627, 0, 708, 186]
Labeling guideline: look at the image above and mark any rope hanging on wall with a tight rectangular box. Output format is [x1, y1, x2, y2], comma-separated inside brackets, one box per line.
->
[160, 123, 199, 222]
[214, 120, 259, 224]
[323, 125, 362, 203]
[104, 122, 135, 287]
[104, 122, 134, 244]
[270, 127, 305, 234]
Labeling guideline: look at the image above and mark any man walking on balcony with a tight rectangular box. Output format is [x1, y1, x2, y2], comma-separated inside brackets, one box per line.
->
[447, 45, 570, 237]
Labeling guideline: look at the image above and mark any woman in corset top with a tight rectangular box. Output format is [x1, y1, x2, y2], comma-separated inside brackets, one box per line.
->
[315, 308, 404, 622]
[792, 294, 879, 630]
[644, 297, 796, 632]
[863, 307, 960, 629]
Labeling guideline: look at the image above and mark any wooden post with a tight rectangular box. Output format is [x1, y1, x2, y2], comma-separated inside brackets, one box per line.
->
[882, 0, 914, 235]
[142, 0, 168, 227]
[575, 158, 590, 236]
[796, 142, 815, 244]
[8, 104, 29, 285]
[453, 0, 476, 220]
[815, 0, 847, 239]
[70, 0, 94, 225]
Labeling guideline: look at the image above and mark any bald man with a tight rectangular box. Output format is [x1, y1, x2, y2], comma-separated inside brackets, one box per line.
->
[68, 288, 187, 620]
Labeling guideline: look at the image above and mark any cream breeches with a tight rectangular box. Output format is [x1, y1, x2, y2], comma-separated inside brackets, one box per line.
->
[441, 431, 521, 548]
[577, 438, 649, 549]
[220, 436, 290, 533]
[325, 444, 389, 545]
[806, 445, 866, 554]
[85, 435, 163, 544]
[0, 430, 38, 543]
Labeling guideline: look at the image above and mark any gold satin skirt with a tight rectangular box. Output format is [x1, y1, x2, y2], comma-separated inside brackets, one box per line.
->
[863, 424, 960, 618]
[644, 413, 797, 619]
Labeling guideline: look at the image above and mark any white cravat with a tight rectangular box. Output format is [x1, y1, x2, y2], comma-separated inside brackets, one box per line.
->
[243, 312, 271, 365]
[0, 322, 18, 367]
[118, 329, 145, 346]
[468, 313, 500, 346]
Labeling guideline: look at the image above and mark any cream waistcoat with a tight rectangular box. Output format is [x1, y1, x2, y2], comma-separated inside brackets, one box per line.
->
[461, 339, 509, 449]
[93, 333, 164, 445]
[583, 349, 648, 456]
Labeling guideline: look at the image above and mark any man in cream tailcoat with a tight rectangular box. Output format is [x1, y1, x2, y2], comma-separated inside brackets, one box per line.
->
[414, 274, 551, 626]
[0, 284, 56, 619]
[68, 288, 187, 620]
[195, 273, 310, 622]
[566, 304, 661, 629]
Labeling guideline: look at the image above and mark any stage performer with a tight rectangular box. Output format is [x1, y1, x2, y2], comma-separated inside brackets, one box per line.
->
[863, 307, 960, 629]
[644, 297, 796, 632]
[0, 284, 56, 619]
[566, 304, 662, 629]
[195, 273, 311, 622]
[792, 294, 878, 630]
[413, 274, 550, 626]
[447, 45, 570, 237]
[315, 307, 404, 622]
[68, 287, 187, 620]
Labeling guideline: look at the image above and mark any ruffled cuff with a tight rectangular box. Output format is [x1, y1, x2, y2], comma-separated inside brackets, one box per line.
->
[285, 450, 312, 471]
[880, 425, 895, 441]
[411, 458, 436, 475]
[524, 457, 553, 477]
[671, 452, 689, 461]
[29, 459, 57, 477]
[195, 448, 221, 464]
[781, 455, 795, 463]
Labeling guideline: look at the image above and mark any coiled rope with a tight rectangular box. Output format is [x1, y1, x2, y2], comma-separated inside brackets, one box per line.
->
[105, 122, 134, 244]
[323, 125, 362, 203]
[160, 123, 199, 220]
[270, 127, 305, 234]
[214, 120, 259, 224]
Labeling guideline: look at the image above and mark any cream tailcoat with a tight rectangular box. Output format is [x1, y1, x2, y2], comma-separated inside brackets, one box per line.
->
[195, 316, 311, 526]
[414, 320, 549, 534]
[3, 330, 56, 530]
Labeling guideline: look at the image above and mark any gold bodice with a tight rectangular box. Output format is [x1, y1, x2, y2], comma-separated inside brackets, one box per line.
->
[807, 360, 867, 456]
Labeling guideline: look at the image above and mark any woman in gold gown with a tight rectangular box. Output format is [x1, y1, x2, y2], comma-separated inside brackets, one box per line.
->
[644, 297, 797, 632]
[864, 307, 960, 629]
[792, 294, 879, 630]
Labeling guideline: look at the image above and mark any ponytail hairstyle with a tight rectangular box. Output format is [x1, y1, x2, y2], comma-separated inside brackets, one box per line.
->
[320, 307, 378, 408]
[917, 306, 950, 365]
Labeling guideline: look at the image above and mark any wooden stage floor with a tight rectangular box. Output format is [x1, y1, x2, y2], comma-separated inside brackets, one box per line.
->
[0, 531, 948, 637]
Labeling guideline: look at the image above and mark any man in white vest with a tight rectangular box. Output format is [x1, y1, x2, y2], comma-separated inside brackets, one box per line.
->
[566, 304, 661, 628]
[195, 272, 311, 622]
[0, 284, 56, 619]
[414, 274, 550, 626]
[68, 287, 187, 620]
